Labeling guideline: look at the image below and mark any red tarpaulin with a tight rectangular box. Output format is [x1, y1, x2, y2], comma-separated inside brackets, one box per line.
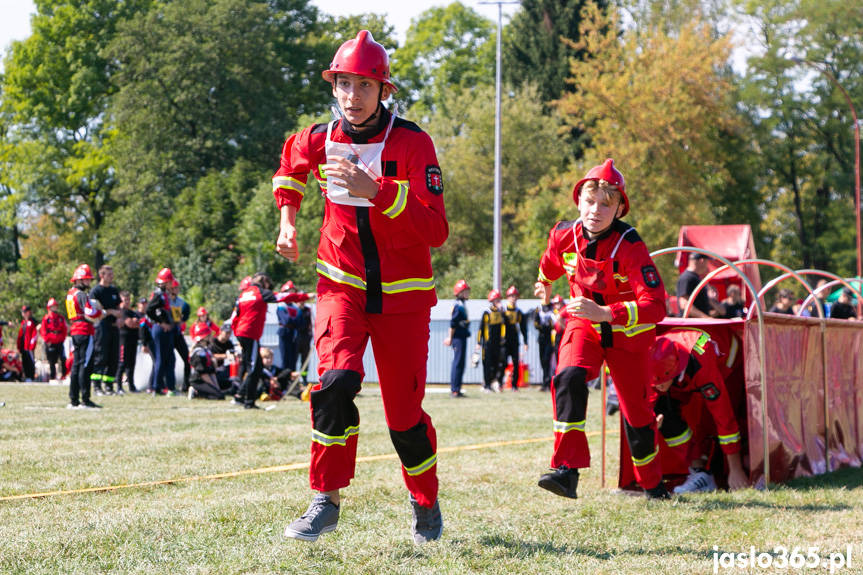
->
[677, 225, 762, 302]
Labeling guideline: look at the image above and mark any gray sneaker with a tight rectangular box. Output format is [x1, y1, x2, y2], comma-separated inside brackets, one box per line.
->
[409, 494, 443, 544]
[284, 495, 340, 541]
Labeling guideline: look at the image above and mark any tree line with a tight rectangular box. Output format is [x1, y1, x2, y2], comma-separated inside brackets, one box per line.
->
[0, 0, 860, 329]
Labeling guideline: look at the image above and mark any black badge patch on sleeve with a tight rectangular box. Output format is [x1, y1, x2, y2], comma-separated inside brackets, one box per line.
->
[698, 383, 721, 401]
[641, 265, 661, 288]
[426, 165, 444, 195]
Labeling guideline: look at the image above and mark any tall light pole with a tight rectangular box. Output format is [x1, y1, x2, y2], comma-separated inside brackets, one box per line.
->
[479, 1, 518, 292]
[791, 57, 861, 299]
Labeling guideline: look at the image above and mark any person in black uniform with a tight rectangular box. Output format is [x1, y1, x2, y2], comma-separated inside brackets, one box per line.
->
[295, 297, 313, 385]
[90, 265, 123, 395]
[830, 287, 858, 320]
[533, 300, 555, 392]
[477, 290, 505, 393]
[188, 323, 226, 400]
[443, 279, 471, 398]
[502, 286, 528, 391]
[115, 291, 142, 393]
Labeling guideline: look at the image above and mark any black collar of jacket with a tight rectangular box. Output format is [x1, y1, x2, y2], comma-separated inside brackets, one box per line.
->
[340, 106, 390, 144]
[581, 219, 619, 243]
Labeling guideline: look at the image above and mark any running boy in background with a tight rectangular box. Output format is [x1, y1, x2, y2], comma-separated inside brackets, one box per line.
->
[534, 159, 670, 499]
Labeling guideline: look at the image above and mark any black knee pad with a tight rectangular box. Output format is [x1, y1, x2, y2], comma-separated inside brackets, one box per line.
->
[624, 418, 657, 462]
[553, 366, 589, 422]
[311, 369, 362, 438]
[654, 395, 689, 441]
[390, 420, 435, 474]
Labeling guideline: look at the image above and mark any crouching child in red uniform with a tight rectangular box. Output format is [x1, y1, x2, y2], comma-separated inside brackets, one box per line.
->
[274, 31, 448, 543]
[534, 159, 670, 499]
[650, 329, 748, 492]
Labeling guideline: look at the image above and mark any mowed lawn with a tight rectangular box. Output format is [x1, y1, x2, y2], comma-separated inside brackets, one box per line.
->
[1, 382, 862, 575]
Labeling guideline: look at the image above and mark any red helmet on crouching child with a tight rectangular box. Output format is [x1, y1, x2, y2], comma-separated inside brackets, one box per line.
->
[190, 322, 212, 343]
[156, 268, 175, 284]
[453, 279, 470, 296]
[650, 336, 688, 386]
[487, 289, 502, 302]
[321, 30, 397, 92]
[572, 158, 629, 217]
[70, 264, 94, 283]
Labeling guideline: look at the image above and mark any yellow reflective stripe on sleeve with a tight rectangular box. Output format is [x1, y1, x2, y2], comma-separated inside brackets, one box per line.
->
[726, 336, 739, 368]
[311, 425, 360, 447]
[381, 181, 409, 218]
[316, 259, 366, 291]
[272, 176, 305, 197]
[592, 323, 655, 338]
[693, 332, 710, 355]
[404, 454, 437, 477]
[538, 268, 551, 283]
[624, 301, 638, 329]
[718, 432, 741, 445]
[664, 427, 692, 447]
[632, 446, 660, 467]
[553, 420, 586, 434]
[381, 277, 435, 294]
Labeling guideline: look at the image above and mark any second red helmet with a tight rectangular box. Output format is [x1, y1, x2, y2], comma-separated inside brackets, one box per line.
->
[453, 279, 470, 296]
[650, 336, 688, 385]
[487, 289, 502, 302]
[70, 264, 94, 283]
[156, 268, 175, 284]
[506, 285, 519, 297]
[322, 30, 396, 92]
[572, 158, 629, 217]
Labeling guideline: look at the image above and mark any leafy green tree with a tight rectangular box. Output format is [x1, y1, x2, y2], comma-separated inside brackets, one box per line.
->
[391, 2, 495, 115]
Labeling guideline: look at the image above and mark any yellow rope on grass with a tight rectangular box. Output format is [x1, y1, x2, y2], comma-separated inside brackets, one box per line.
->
[0, 430, 617, 502]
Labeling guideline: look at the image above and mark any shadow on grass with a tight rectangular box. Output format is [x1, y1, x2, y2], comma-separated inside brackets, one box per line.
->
[680, 498, 852, 512]
[782, 466, 863, 491]
[474, 535, 707, 562]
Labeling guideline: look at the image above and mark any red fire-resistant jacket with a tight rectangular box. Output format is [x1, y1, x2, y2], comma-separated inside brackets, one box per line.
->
[40, 311, 68, 345]
[537, 219, 666, 350]
[66, 287, 103, 336]
[231, 286, 311, 341]
[660, 328, 742, 455]
[17, 318, 38, 351]
[272, 108, 448, 315]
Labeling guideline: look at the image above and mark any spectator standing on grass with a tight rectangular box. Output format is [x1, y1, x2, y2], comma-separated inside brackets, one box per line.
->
[502, 286, 528, 391]
[830, 288, 858, 320]
[146, 268, 178, 395]
[66, 264, 105, 408]
[90, 265, 123, 395]
[139, 299, 155, 392]
[294, 295, 314, 385]
[443, 279, 470, 398]
[169, 279, 192, 392]
[534, 159, 670, 500]
[533, 298, 555, 393]
[477, 290, 505, 393]
[40, 298, 68, 382]
[273, 31, 448, 544]
[768, 288, 795, 315]
[116, 292, 142, 393]
[277, 281, 300, 378]
[17, 305, 38, 381]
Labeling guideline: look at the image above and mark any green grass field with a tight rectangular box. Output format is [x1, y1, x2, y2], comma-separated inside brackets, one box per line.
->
[1, 382, 862, 574]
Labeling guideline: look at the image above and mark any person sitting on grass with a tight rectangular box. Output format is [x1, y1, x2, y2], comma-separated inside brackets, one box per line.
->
[187, 323, 225, 400]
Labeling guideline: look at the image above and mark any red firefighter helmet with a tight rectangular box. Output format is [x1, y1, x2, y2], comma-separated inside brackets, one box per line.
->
[156, 268, 175, 284]
[239, 276, 252, 291]
[550, 294, 564, 305]
[197, 306, 208, 317]
[46, 298, 58, 309]
[190, 322, 212, 342]
[453, 279, 470, 296]
[506, 285, 519, 297]
[650, 336, 688, 385]
[321, 30, 397, 92]
[572, 158, 629, 217]
[281, 281, 295, 293]
[70, 264, 94, 283]
[171, 279, 180, 288]
[487, 289, 502, 302]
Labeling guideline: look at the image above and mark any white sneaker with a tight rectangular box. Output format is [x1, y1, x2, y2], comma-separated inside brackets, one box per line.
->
[673, 468, 717, 494]
[491, 381, 500, 393]
[188, 387, 197, 399]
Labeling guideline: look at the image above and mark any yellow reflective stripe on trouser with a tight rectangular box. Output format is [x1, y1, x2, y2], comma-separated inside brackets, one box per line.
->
[317, 260, 435, 294]
[553, 420, 586, 434]
[381, 277, 435, 294]
[664, 427, 692, 447]
[311, 425, 360, 447]
[272, 176, 305, 197]
[404, 454, 437, 477]
[624, 301, 638, 329]
[718, 432, 741, 445]
[316, 260, 366, 290]
[632, 446, 660, 467]
[592, 322, 655, 337]
[381, 181, 409, 218]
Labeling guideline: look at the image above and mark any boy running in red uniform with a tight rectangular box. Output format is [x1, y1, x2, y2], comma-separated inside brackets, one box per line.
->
[534, 159, 670, 499]
[274, 31, 448, 543]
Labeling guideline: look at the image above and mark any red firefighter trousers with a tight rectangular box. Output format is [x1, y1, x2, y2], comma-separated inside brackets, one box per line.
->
[308, 289, 438, 508]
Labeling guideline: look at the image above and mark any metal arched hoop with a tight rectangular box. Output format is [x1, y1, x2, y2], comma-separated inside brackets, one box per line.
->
[649, 247, 770, 485]
[747, 268, 821, 321]
[797, 273, 863, 316]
